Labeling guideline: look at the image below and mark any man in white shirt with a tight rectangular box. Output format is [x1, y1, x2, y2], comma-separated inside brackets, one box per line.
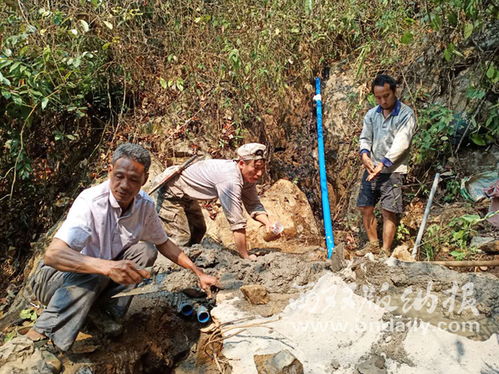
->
[157, 143, 278, 260]
[26, 143, 219, 351]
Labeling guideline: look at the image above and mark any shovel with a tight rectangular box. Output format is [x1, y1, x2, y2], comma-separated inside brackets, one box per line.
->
[149, 154, 200, 194]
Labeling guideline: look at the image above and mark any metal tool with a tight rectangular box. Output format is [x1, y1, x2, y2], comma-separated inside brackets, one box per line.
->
[149, 154, 200, 194]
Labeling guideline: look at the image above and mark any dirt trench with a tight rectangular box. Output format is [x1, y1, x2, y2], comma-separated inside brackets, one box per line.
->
[45, 244, 330, 374]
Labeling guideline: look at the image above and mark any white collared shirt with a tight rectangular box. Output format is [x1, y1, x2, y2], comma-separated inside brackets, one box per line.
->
[55, 180, 168, 260]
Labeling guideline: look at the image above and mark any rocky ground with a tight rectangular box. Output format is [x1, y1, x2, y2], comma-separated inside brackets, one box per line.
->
[1, 134, 498, 374]
[1, 240, 498, 373]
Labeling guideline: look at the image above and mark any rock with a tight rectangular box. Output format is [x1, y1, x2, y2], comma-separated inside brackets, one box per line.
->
[330, 359, 341, 370]
[328, 243, 347, 272]
[203, 179, 321, 253]
[455, 145, 499, 177]
[240, 285, 270, 305]
[374, 355, 386, 369]
[41, 350, 62, 373]
[0, 336, 61, 374]
[356, 355, 387, 374]
[365, 253, 375, 262]
[470, 236, 498, 253]
[254, 350, 304, 374]
[391, 245, 415, 262]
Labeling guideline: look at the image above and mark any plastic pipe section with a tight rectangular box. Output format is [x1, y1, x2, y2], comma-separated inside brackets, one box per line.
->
[171, 293, 210, 322]
[195, 304, 211, 323]
[412, 173, 440, 258]
[177, 302, 194, 317]
[314, 77, 335, 259]
[171, 293, 194, 317]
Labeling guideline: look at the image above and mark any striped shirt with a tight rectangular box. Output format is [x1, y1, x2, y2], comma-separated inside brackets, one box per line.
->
[359, 100, 417, 174]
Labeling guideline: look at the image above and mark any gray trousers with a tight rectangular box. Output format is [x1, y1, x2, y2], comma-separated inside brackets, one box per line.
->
[31, 242, 157, 351]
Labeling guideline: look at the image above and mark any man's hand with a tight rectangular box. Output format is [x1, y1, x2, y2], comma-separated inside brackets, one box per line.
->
[367, 163, 383, 181]
[264, 222, 274, 233]
[197, 273, 221, 298]
[240, 253, 257, 261]
[361, 153, 375, 173]
[157, 239, 223, 297]
[106, 260, 150, 285]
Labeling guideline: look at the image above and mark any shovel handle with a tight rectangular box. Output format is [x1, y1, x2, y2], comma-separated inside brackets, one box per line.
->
[149, 155, 199, 194]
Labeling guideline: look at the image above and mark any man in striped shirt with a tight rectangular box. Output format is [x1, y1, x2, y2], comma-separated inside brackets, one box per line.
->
[356, 75, 417, 257]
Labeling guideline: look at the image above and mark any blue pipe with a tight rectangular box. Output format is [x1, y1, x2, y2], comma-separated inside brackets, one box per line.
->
[177, 302, 194, 317]
[195, 304, 210, 323]
[314, 77, 335, 258]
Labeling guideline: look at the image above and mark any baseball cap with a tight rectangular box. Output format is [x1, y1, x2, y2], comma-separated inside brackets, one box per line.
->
[236, 143, 267, 161]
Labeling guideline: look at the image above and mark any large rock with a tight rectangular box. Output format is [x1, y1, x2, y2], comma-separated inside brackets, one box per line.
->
[240, 285, 269, 305]
[470, 237, 499, 253]
[204, 179, 321, 253]
[391, 244, 415, 262]
[254, 350, 304, 374]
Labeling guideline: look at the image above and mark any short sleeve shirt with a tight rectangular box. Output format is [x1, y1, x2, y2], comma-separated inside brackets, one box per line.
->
[55, 180, 168, 260]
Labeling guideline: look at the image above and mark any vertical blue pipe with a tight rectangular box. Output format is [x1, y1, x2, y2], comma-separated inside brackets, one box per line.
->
[314, 77, 335, 258]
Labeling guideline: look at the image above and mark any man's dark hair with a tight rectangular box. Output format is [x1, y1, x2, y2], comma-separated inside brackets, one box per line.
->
[371, 74, 397, 93]
[112, 143, 151, 173]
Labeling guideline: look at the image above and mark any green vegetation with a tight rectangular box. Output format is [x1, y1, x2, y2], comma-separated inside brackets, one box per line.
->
[420, 213, 494, 261]
[2, 307, 38, 342]
[396, 222, 410, 242]
[19, 307, 38, 322]
[412, 105, 456, 167]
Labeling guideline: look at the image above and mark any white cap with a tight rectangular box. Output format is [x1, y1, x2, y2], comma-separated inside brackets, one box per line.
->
[236, 143, 267, 161]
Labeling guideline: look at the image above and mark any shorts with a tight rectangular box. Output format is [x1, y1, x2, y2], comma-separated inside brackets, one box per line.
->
[356, 171, 404, 213]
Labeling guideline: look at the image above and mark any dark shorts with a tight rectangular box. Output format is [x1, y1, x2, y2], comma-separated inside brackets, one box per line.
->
[357, 171, 404, 213]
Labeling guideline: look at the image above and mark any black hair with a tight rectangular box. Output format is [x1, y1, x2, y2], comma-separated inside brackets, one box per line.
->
[112, 143, 151, 173]
[371, 74, 397, 93]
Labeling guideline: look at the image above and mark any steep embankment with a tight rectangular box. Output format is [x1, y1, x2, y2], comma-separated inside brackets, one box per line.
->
[1, 0, 497, 297]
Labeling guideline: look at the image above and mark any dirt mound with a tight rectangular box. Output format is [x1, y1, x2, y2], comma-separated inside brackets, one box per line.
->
[203, 178, 322, 253]
[347, 258, 499, 341]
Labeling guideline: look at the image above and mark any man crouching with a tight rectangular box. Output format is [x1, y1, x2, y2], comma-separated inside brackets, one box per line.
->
[26, 143, 219, 351]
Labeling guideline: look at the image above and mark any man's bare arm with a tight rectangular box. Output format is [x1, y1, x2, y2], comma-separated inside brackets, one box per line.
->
[233, 228, 256, 260]
[156, 239, 220, 295]
[45, 238, 149, 284]
[254, 213, 271, 229]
